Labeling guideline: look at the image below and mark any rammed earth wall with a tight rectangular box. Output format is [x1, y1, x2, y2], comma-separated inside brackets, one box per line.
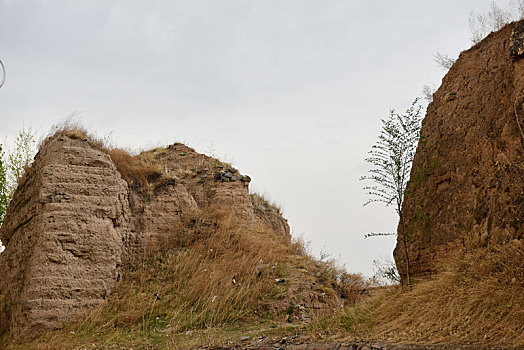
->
[0, 135, 290, 339]
[395, 21, 524, 280]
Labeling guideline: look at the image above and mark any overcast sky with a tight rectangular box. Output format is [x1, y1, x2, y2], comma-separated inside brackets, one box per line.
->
[0, 0, 513, 275]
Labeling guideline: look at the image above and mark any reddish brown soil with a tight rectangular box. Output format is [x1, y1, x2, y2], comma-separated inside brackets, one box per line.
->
[395, 21, 524, 279]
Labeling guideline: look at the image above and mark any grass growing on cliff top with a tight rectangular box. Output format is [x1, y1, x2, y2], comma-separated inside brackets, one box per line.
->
[45, 119, 173, 197]
[251, 192, 283, 215]
[106, 148, 165, 191]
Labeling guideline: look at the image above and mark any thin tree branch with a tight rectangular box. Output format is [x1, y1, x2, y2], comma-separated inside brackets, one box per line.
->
[514, 101, 524, 144]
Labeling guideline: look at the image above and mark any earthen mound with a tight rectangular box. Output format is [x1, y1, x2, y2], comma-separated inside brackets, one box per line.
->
[0, 132, 347, 341]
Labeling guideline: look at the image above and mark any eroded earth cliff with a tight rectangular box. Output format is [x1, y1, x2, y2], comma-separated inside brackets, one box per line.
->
[0, 135, 130, 339]
[395, 21, 524, 279]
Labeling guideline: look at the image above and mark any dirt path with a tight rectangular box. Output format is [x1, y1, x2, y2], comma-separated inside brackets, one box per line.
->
[201, 335, 515, 350]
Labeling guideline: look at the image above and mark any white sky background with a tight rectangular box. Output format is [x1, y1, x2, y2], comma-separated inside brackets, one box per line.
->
[0, 0, 513, 275]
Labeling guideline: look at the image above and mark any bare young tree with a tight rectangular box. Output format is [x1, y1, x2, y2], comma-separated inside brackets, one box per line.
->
[422, 85, 436, 103]
[434, 52, 456, 70]
[469, 1, 521, 44]
[361, 98, 424, 286]
[433, 1, 524, 85]
[512, 0, 524, 17]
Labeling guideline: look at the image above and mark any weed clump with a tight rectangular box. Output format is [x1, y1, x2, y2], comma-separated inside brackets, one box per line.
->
[45, 119, 169, 197]
[44, 118, 111, 150]
[106, 149, 164, 192]
[251, 192, 282, 215]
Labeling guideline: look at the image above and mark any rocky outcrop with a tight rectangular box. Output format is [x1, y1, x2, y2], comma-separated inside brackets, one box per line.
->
[0, 135, 290, 340]
[395, 21, 524, 279]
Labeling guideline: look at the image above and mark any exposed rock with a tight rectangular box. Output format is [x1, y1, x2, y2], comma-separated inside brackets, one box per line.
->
[510, 21, 524, 59]
[395, 21, 524, 279]
[0, 135, 291, 340]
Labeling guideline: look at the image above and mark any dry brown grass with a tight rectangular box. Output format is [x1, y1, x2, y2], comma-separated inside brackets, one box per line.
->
[43, 118, 111, 150]
[16, 212, 306, 348]
[44, 119, 169, 197]
[120, 214, 291, 330]
[8, 208, 371, 349]
[310, 239, 524, 347]
[106, 148, 164, 192]
[251, 192, 283, 215]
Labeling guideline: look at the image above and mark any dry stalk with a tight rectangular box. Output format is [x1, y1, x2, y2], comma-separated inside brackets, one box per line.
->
[514, 101, 524, 143]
